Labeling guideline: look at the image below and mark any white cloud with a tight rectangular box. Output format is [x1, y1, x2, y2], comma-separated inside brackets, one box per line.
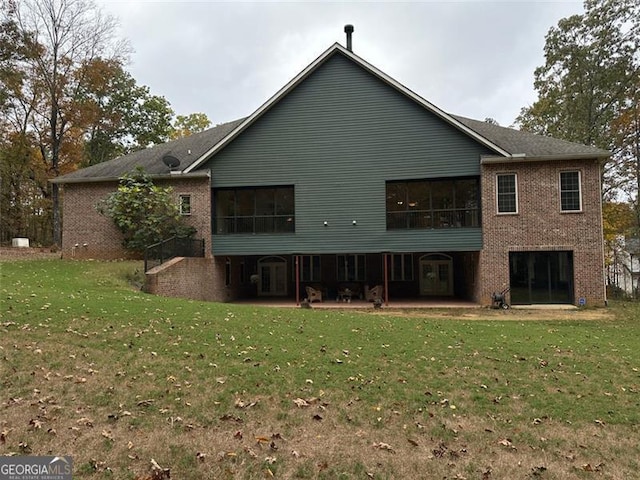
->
[98, 0, 584, 127]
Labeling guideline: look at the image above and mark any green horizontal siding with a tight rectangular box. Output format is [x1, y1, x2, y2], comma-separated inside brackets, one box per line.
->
[204, 52, 492, 255]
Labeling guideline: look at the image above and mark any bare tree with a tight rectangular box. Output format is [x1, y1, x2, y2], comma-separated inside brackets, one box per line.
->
[9, 0, 128, 245]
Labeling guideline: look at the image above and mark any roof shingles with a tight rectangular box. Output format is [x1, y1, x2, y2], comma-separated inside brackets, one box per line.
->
[53, 47, 609, 184]
[53, 118, 245, 182]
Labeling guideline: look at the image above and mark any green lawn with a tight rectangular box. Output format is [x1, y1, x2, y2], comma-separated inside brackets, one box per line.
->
[1, 259, 639, 479]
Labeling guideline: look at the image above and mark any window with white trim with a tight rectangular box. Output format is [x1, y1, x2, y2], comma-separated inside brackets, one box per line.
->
[389, 253, 413, 281]
[560, 171, 582, 211]
[496, 173, 517, 214]
[179, 194, 192, 215]
[299, 255, 321, 282]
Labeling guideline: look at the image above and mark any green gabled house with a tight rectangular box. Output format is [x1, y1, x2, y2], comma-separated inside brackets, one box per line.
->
[53, 34, 609, 307]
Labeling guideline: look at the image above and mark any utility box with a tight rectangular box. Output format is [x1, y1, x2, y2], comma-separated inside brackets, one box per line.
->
[12, 238, 30, 248]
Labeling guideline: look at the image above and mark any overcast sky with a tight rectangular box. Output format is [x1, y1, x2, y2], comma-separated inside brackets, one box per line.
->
[96, 1, 585, 128]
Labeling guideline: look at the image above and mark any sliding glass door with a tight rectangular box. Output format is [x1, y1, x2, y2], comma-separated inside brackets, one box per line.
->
[509, 251, 574, 304]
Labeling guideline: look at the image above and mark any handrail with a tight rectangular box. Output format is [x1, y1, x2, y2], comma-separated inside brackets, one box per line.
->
[144, 236, 205, 272]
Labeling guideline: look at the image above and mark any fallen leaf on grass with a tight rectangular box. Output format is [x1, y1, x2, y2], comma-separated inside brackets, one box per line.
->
[372, 442, 395, 453]
[407, 438, 419, 447]
[76, 417, 93, 427]
[498, 439, 516, 450]
[101, 430, 114, 441]
[293, 398, 309, 408]
[29, 419, 43, 430]
[582, 463, 604, 472]
[234, 399, 258, 409]
[531, 466, 547, 476]
[149, 459, 170, 480]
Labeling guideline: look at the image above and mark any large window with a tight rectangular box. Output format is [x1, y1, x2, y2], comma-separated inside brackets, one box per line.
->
[386, 178, 480, 229]
[337, 254, 366, 282]
[299, 255, 321, 282]
[389, 253, 413, 281]
[496, 173, 517, 214]
[214, 186, 295, 234]
[560, 171, 581, 212]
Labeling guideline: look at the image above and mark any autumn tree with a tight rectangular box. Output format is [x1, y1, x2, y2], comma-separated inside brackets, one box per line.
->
[516, 0, 640, 202]
[6, 0, 126, 245]
[76, 58, 174, 166]
[169, 113, 212, 140]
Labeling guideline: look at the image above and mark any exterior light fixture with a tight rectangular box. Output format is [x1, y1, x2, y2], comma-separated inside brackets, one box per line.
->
[352, 220, 357, 225]
[324, 221, 328, 226]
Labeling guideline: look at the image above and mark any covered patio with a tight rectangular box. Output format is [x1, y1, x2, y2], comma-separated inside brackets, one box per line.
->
[225, 251, 480, 305]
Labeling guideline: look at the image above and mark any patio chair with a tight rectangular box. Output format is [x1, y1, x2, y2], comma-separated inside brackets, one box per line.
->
[305, 286, 323, 303]
[365, 284, 384, 302]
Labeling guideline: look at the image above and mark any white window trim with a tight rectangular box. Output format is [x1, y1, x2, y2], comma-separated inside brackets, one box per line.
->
[559, 170, 582, 213]
[299, 255, 321, 283]
[179, 194, 192, 216]
[496, 173, 518, 215]
[390, 253, 413, 281]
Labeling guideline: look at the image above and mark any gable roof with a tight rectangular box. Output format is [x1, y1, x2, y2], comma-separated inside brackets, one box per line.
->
[181, 43, 511, 173]
[53, 43, 610, 184]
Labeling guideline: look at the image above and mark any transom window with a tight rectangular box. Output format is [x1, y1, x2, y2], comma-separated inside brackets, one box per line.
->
[386, 178, 480, 229]
[560, 171, 581, 212]
[214, 186, 295, 234]
[496, 173, 517, 214]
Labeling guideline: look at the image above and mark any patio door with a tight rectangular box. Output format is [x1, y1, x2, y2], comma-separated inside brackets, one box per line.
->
[509, 251, 573, 304]
[419, 254, 453, 296]
[257, 256, 287, 296]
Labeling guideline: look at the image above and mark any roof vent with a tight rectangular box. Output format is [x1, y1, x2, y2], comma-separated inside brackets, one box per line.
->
[344, 24, 354, 51]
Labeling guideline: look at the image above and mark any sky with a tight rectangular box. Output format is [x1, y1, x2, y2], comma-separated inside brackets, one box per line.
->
[96, 1, 586, 128]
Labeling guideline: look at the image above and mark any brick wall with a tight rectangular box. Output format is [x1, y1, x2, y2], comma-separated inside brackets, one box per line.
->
[479, 159, 606, 306]
[60, 176, 212, 260]
[144, 256, 231, 302]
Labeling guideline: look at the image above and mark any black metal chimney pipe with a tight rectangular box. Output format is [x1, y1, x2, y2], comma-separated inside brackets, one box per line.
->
[344, 24, 354, 51]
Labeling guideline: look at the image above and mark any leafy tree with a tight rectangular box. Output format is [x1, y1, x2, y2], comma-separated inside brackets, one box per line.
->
[4, 0, 126, 245]
[76, 58, 174, 166]
[169, 113, 211, 140]
[611, 81, 640, 230]
[97, 168, 196, 253]
[516, 0, 640, 201]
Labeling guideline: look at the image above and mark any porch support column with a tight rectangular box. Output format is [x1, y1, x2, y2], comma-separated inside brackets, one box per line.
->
[295, 255, 300, 306]
[383, 253, 389, 306]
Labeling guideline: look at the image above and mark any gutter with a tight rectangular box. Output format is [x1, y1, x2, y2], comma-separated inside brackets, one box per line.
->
[50, 170, 211, 185]
[481, 152, 611, 165]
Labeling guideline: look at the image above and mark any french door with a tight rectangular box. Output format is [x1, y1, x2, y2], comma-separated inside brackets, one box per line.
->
[257, 256, 287, 296]
[419, 254, 453, 296]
